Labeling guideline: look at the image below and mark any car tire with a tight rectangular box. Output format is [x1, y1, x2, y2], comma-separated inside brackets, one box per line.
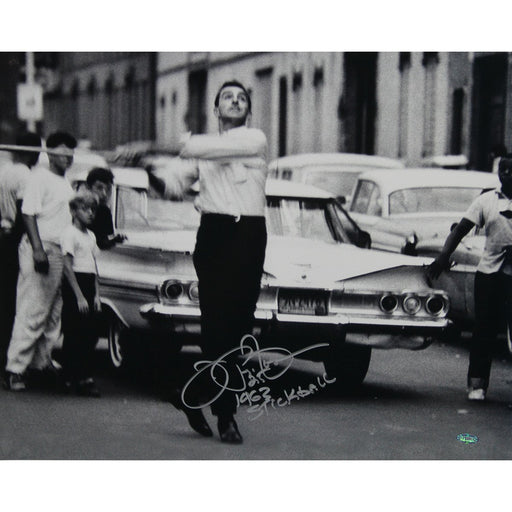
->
[323, 343, 371, 391]
[107, 316, 144, 372]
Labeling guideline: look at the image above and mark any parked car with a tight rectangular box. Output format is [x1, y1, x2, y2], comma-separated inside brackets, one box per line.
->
[71, 168, 450, 390]
[348, 168, 500, 254]
[269, 153, 404, 205]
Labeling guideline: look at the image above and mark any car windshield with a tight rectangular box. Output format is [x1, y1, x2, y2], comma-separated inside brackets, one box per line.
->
[303, 168, 359, 198]
[266, 198, 339, 243]
[388, 187, 483, 215]
[116, 188, 345, 244]
[116, 189, 200, 231]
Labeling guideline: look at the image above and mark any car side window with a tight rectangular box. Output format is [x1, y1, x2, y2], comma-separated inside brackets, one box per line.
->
[116, 187, 148, 229]
[351, 180, 377, 214]
[367, 187, 382, 216]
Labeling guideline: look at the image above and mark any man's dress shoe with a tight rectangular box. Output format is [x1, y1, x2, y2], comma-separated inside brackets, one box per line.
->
[185, 409, 213, 437]
[218, 417, 243, 444]
[168, 388, 213, 437]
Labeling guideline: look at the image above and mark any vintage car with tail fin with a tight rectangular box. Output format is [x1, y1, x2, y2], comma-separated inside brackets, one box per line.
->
[71, 168, 451, 390]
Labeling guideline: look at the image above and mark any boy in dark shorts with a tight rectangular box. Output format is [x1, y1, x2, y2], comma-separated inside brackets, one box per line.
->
[60, 190, 102, 397]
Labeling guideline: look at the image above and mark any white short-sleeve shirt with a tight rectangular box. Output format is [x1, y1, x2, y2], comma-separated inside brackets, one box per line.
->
[21, 166, 74, 244]
[463, 188, 512, 273]
[60, 224, 98, 274]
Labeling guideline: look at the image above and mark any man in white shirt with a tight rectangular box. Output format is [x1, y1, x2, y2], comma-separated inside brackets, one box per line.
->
[4, 132, 76, 392]
[148, 81, 268, 443]
[0, 132, 42, 380]
[427, 157, 512, 401]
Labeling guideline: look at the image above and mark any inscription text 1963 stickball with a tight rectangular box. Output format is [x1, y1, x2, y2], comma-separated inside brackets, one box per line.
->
[181, 334, 333, 410]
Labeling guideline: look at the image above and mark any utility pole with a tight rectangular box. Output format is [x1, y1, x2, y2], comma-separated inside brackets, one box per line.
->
[26, 52, 36, 131]
[17, 51, 43, 132]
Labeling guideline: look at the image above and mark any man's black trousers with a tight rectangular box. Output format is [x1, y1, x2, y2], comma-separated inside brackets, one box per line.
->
[191, 213, 267, 417]
[469, 270, 512, 389]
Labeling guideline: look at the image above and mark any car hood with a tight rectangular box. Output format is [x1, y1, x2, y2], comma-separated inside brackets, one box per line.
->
[120, 230, 432, 286]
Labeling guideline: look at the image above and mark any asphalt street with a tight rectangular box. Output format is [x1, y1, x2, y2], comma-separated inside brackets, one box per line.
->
[1, 335, 512, 460]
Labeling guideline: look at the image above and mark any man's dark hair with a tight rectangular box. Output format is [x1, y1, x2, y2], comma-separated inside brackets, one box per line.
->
[46, 131, 77, 149]
[15, 131, 42, 148]
[86, 167, 114, 187]
[214, 80, 252, 113]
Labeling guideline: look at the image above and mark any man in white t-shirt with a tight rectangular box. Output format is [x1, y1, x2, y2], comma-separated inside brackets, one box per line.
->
[0, 132, 42, 380]
[4, 132, 77, 392]
[427, 157, 512, 401]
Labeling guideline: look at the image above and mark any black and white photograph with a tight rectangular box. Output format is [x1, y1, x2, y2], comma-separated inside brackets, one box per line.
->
[1, 2, 511, 510]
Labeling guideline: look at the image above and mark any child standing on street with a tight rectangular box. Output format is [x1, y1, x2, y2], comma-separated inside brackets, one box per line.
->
[60, 190, 102, 397]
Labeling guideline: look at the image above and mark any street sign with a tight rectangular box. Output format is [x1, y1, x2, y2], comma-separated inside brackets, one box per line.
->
[17, 83, 43, 121]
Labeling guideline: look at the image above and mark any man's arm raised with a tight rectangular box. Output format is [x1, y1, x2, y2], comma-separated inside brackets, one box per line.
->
[180, 128, 267, 161]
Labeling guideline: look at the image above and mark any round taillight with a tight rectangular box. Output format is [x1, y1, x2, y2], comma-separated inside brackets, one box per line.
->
[380, 294, 398, 313]
[402, 294, 421, 315]
[188, 282, 200, 301]
[162, 281, 184, 300]
[426, 295, 445, 316]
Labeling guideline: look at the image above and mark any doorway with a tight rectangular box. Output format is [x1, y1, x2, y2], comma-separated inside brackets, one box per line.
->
[339, 52, 377, 155]
[470, 53, 508, 170]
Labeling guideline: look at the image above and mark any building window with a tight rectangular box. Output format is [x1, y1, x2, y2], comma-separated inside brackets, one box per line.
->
[292, 72, 302, 92]
[313, 66, 324, 87]
[451, 88, 464, 154]
[399, 52, 411, 72]
[313, 67, 324, 151]
[71, 80, 79, 99]
[398, 52, 411, 158]
[87, 77, 96, 96]
[422, 52, 439, 67]
[279, 76, 288, 157]
[105, 76, 113, 95]
[187, 69, 207, 134]
[422, 52, 438, 157]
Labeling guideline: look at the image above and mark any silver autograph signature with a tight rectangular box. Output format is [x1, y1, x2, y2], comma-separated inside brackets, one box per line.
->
[237, 372, 337, 420]
[181, 334, 330, 409]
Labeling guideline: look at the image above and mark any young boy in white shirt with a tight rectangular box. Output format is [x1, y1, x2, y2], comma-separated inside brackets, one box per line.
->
[60, 190, 102, 397]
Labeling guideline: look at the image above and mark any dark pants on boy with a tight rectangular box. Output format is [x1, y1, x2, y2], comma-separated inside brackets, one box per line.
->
[468, 270, 512, 390]
[61, 272, 99, 383]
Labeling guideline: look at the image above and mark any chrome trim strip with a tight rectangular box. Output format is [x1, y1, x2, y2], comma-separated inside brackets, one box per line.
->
[139, 303, 449, 329]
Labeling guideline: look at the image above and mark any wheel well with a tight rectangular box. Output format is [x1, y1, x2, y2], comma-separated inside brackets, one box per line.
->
[99, 301, 128, 337]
